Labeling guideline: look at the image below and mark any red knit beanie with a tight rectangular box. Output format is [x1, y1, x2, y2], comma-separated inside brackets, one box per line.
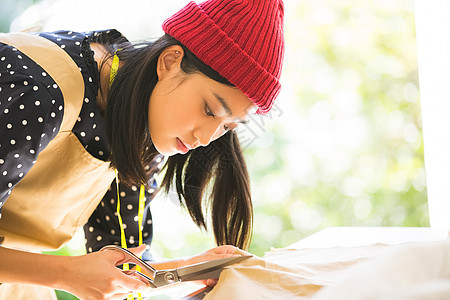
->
[162, 0, 285, 114]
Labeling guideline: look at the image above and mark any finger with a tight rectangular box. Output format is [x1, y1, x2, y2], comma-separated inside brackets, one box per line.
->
[214, 245, 238, 254]
[110, 292, 134, 300]
[116, 269, 150, 291]
[114, 244, 148, 266]
[127, 244, 148, 257]
[206, 279, 218, 286]
[122, 270, 153, 285]
[101, 247, 127, 264]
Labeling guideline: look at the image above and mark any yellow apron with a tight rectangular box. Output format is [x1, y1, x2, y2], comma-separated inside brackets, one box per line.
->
[0, 32, 115, 297]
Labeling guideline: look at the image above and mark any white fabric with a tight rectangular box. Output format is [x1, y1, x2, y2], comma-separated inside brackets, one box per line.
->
[205, 244, 390, 299]
[313, 239, 450, 300]
[205, 240, 450, 299]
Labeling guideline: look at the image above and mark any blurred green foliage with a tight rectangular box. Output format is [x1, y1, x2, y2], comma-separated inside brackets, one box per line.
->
[244, 0, 427, 255]
[150, 0, 427, 259]
[4, 0, 427, 264]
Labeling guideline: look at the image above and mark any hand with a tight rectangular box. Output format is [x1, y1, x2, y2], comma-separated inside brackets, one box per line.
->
[59, 244, 149, 300]
[180, 245, 240, 287]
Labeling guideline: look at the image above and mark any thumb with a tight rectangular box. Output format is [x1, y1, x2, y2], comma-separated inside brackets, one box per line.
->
[127, 244, 147, 258]
[113, 244, 148, 266]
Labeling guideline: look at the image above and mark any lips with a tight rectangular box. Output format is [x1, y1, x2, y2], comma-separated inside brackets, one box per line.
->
[176, 138, 191, 154]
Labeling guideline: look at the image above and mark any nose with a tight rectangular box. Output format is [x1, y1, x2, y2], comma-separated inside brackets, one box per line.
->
[193, 121, 223, 147]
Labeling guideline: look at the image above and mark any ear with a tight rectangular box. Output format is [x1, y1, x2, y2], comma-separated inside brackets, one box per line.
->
[156, 45, 184, 80]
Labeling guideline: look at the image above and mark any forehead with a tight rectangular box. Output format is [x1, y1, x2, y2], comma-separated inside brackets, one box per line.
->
[192, 73, 256, 118]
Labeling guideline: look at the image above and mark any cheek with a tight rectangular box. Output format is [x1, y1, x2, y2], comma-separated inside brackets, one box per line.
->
[149, 82, 202, 135]
[152, 101, 194, 137]
[170, 99, 200, 128]
[167, 107, 188, 130]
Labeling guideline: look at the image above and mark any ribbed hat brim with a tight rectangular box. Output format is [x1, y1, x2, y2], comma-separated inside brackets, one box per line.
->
[163, 1, 283, 114]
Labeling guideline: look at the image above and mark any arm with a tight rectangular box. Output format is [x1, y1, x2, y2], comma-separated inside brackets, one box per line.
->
[147, 245, 239, 270]
[0, 245, 149, 299]
[0, 246, 67, 288]
[0, 45, 148, 298]
[0, 244, 238, 296]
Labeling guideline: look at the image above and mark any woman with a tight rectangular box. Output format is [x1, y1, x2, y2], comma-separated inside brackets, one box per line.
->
[0, 0, 284, 298]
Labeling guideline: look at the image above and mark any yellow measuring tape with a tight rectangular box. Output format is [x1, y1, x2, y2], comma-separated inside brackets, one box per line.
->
[111, 53, 145, 300]
[109, 53, 120, 87]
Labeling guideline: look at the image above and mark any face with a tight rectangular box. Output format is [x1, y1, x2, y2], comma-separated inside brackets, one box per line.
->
[148, 46, 256, 156]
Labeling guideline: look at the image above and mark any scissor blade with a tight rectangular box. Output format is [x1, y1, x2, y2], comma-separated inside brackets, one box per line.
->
[177, 255, 251, 281]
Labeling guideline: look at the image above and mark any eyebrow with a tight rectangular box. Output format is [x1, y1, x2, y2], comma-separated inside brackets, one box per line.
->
[213, 93, 249, 124]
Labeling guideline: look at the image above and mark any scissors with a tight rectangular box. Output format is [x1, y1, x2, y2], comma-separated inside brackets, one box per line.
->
[100, 245, 251, 288]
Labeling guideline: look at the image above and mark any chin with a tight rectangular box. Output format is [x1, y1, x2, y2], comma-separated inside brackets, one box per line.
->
[152, 143, 167, 155]
[166, 151, 180, 156]
[154, 145, 177, 156]
[152, 139, 183, 156]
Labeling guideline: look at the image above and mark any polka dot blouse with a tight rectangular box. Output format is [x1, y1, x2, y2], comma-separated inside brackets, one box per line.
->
[0, 30, 162, 257]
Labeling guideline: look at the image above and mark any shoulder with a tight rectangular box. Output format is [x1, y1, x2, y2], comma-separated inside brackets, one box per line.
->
[0, 42, 65, 128]
[38, 31, 97, 92]
[0, 70, 64, 140]
[38, 30, 128, 94]
[88, 29, 129, 47]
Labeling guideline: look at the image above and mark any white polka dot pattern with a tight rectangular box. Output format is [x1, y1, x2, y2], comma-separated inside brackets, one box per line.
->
[2, 30, 160, 260]
[0, 40, 64, 206]
[84, 161, 162, 256]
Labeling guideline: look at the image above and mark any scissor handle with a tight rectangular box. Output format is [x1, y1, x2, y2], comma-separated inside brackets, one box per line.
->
[99, 245, 252, 289]
[122, 269, 156, 287]
[100, 245, 157, 277]
[100, 245, 185, 288]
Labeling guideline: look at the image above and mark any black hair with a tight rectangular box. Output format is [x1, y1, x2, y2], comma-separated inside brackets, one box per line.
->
[100, 33, 253, 249]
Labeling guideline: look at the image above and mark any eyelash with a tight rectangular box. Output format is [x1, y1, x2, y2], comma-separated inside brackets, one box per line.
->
[204, 102, 231, 132]
[204, 102, 215, 118]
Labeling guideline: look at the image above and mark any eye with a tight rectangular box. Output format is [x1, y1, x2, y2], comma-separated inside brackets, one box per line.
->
[204, 102, 215, 118]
